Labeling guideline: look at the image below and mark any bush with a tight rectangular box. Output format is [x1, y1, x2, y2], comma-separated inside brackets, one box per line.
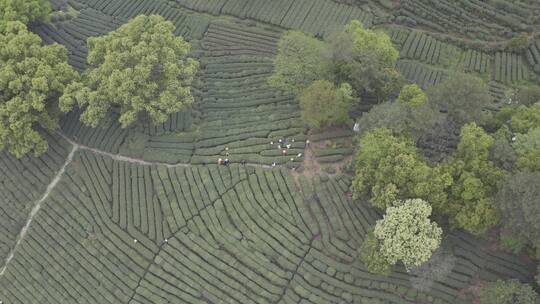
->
[479, 279, 537, 304]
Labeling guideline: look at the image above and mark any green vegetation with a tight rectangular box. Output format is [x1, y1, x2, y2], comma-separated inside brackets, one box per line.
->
[374, 199, 442, 270]
[428, 73, 492, 127]
[268, 31, 332, 95]
[397, 84, 427, 107]
[298, 80, 352, 129]
[0, 21, 77, 158]
[480, 279, 537, 304]
[496, 172, 540, 256]
[443, 123, 504, 235]
[352, 128, 451, 210]
[1, 1, 538, 303]
[331, 20, 402, 100]
[359, 232, 393, 275]
[0, 0, 50, 25]
[60, 15, 199, 128]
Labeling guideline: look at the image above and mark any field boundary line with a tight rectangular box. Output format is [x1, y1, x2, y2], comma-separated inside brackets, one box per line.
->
[0, 143, 78, 277]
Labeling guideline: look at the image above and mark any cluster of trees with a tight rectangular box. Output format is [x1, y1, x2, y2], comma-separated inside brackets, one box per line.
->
[0, 1, 199, 158]
[269, 20, 402, 129]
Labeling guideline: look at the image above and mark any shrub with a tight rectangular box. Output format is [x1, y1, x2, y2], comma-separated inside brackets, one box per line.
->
[479, 279, 537, 304]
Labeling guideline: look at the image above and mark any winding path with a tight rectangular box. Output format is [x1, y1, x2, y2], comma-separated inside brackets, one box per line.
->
[0, 144, 78, 276]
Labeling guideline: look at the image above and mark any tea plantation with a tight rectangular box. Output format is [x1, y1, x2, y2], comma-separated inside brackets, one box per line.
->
[0, 0, 539, 303]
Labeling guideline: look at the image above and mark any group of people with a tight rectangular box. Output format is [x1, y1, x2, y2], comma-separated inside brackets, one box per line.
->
[215, 138, 308, 167]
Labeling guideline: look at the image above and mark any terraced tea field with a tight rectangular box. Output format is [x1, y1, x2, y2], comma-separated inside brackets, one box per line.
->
[1, 0, 538, 303]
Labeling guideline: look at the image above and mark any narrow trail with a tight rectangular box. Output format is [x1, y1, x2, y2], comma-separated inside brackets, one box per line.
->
[59, 133, 274, 169]
[0, 144, 78, 277]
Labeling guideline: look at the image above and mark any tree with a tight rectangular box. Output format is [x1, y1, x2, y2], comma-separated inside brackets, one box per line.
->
[0, 21, 78, 158]
[298, 80, 352, 128]
[397, 84, 427, 107]
[515, 84, 540, 106]
[428, 73, 492, 126]
[374, 199, 443, 270]
[514, 128, 540, 171]
[443, 123, 504, 235]
[357, 100, 442, 141]
[268, 31, 332, 95]
[330, 20, 402, 100]
[0, 0, 51, 25]
[479, 279, 537, 304]
[352, 128, 451, 210]
[358, 232, 392, 276]
[489, 137, 516, 171]
[510, 101, 540, 134]
[60, 15, 199, 128]
[496, 172, 540, 254]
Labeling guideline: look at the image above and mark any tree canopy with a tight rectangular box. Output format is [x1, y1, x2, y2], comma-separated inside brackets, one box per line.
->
[268, 31, 332, 95]
[397, 84, 427, 107]
[60, 15, 199, 128]
[514, 128, 540, 172]
[0, 21, 78, 158]
[352, 128, 451, 210]
[298, 80, 352, 129]
[331, 20, 401, 100]
[443, 123, 504, 235]
[496, 171, 540, 255]
[0, 0, 51, 25]
[509, 101, 540, 134]
[374, 199, 442, 270]
[428, 73, 492, 126]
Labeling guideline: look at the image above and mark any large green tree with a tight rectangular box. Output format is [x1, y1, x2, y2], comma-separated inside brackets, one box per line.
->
[496, 172, 540, 255]
[0, 21, 78, 158]
[428, 73, 492, 126]
[480, 279, 537, 304]
[514, 128, 540, 171]
[60, 15, 199, 128]
[298, 80, 352, 128]
[352, 128, 451, 210]
[0, 0, 50, 25]
[330, 20, 402, 100]
[357, 84, 441, 140]
[443, 123, 504, 235]
[374, 199, 442, 270]
[268, 31, 332, 95]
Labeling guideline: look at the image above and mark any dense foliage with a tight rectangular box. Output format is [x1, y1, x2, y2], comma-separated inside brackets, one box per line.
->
[352, 128, 451, 210]
[374, 199, 442, 270]
[442, 123, 504, 235]
[0, 0, 50, 25]
[268, 31, 332, 95]
[331, 20, 402, 100]
[479, 279, 537, 304]
[359, 233, 392, 276]
[0, 21, 77, 157]
[496, 172, 540, 256]
[60, 15, 199, 128]
[298, 80, 352, 129]
[428, 73, 491, 126]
